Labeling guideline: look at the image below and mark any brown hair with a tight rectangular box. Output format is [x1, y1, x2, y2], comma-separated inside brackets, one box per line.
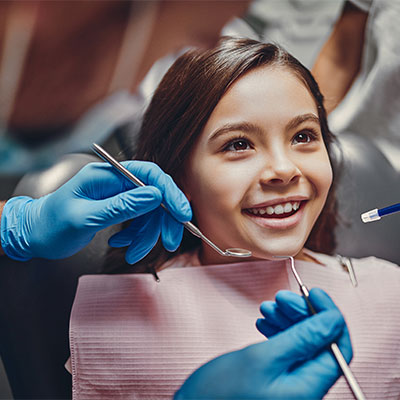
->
[107, 37, 338, 273]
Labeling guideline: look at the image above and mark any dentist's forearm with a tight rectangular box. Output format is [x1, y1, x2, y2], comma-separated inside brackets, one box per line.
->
[312, 1, 368, 114]
[0, 200, 6, 256]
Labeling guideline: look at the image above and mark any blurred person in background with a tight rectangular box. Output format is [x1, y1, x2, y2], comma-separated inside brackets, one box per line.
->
[313, 0, 400, 171]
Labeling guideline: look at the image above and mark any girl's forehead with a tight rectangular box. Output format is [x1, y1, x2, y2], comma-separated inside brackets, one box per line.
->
[203, 67, 318, 131]
[225, 66, 312, 100]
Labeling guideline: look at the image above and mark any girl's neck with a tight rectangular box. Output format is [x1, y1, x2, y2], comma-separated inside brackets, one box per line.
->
[198, 247, 324, 266]
[295, 249, 324, 265]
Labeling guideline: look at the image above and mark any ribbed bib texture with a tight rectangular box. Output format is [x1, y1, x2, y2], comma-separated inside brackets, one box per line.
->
[69, 253, 400, 399]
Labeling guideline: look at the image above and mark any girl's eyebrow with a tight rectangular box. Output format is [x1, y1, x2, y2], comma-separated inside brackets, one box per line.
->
[208, 122, 263, 142]
[286, 113, 320, 130]
[208, 113, 320, 143]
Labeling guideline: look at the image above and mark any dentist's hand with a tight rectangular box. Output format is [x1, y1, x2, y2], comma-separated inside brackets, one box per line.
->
[175, 288, 352, 400]
[1, 161, 191, 263]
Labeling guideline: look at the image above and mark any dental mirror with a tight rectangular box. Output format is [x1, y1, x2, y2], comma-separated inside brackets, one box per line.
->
[225, 248, 253, 257]
[92, 143, 252, 259]
[184, 221, 252, 258]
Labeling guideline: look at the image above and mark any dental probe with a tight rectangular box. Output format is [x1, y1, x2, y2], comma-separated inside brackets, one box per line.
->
[92, 143, 252, 259]
[361, 202, 400, 223]
[276, 256, 366, 400]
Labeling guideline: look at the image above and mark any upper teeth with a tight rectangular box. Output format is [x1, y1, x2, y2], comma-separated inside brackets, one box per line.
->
[249, 201, 300, 216]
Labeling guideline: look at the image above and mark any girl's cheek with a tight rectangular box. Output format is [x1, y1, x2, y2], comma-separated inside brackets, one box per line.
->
[302, 154, 332, 187]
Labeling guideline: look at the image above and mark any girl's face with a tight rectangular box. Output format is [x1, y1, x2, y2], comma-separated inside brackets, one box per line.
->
[183, 66, 333, 265]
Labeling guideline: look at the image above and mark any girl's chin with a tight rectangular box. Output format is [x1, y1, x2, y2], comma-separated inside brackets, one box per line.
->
[198, 236, 306, 265]
[245, 246, 305, 261]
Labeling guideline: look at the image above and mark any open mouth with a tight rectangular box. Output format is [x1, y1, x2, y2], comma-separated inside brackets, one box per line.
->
[244, 200, 305, 219]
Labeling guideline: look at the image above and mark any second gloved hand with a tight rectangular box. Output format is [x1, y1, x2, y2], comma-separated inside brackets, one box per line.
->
[1, 161, 191, 262]
[175, 288, 352, 400]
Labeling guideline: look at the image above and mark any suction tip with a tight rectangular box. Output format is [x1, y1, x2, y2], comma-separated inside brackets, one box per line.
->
[361, 208, 381, 223]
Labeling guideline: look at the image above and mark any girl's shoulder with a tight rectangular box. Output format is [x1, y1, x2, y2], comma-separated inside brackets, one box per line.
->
[159, 250, 201, 270]
[307, 249, 400, 279]
[348, 255, 399, 270]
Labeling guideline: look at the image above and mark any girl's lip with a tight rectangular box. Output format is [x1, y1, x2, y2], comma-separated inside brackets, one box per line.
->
[243, 201, 307, 230]
[246, 196, 309, 209]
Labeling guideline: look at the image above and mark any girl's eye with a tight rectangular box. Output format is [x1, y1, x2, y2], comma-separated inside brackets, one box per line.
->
[223, 139, 252, 152]
[292, 131, 317, 144]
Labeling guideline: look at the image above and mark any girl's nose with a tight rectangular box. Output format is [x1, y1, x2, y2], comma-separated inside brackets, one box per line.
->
[259, 152, 301, 186]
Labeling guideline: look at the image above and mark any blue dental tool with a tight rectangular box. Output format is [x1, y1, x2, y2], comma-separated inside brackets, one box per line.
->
[361, 202, 400, 223]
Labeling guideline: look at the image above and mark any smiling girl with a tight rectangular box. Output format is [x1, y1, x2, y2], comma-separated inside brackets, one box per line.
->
[181, 64, 332, 265]
[69, 37, 400, 399]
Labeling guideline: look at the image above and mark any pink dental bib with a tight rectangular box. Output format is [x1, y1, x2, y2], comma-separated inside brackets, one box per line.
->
[69, 253, 400, 399]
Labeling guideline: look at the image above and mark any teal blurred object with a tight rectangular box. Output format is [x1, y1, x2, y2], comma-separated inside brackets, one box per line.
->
[0, 91, 143, 174]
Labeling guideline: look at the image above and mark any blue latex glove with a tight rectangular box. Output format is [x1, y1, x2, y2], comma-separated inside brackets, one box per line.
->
[1, 161, 191, 263]
[175, 288, 352, 400]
